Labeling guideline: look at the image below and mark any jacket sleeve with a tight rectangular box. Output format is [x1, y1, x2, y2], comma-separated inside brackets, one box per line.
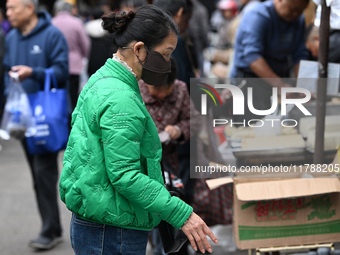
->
[99, 92, 193, 229]
[240, 11, 268, 66]
[31, 27, 69, 88]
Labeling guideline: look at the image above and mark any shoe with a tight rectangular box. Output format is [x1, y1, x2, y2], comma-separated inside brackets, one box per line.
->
[29, 235, 62, 250]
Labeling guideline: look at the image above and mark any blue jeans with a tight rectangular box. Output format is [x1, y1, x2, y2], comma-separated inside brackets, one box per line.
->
[70, 214, 149, 255]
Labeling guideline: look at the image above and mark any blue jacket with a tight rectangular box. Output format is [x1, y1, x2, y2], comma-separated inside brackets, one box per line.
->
[3, 11, 68, 94]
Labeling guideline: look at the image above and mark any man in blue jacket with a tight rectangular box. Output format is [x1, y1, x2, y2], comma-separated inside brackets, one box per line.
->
[230, 0, 309, 121]
[4, 0, 68, 250]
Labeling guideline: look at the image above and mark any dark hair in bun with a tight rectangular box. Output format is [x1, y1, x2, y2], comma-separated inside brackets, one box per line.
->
[101, 5, 179, 51]
[102, 11, 135, 33]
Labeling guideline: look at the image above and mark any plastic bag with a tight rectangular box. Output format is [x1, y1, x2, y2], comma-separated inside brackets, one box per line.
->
[0, 74, 35, 140]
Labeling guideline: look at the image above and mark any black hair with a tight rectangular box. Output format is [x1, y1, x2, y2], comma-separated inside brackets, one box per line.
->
[152, 0, 185, 17]
[101, 5, 179, 50]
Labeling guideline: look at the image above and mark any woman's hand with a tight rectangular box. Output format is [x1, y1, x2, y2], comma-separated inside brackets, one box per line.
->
[181, 212, 218, 254]
[164, 125, 181, 140]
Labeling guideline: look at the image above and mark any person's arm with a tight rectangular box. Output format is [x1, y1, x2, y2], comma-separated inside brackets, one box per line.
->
[250, 57, 280, 79]
[6, 31, 33, 81]
[250, 57, 289, 89]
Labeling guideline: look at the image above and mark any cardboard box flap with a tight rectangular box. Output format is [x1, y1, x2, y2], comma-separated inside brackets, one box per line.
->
[235, 178, 340, 201]
[206, 177, 233, 190]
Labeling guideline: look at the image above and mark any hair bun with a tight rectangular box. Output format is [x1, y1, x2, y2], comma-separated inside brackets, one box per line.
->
[102, 11, 135, 34]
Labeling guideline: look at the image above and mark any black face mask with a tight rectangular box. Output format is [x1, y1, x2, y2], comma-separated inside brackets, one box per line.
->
[123, 45, 171, 86]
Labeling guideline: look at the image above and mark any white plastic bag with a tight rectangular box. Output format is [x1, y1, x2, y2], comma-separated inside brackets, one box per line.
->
[0, 74, 35, 140]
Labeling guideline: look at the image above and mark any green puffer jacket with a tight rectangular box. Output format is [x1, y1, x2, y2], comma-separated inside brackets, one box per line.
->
[59, 59, 193, 230]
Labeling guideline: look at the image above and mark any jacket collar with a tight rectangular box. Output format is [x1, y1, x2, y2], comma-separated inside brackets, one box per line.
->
[104, 58, 140, 94]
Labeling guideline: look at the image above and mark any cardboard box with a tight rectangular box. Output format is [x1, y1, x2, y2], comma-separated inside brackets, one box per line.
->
[206, 150, 340, 250]
[233, 177, 340, 249]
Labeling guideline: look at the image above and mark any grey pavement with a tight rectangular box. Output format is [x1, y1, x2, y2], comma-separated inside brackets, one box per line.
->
[0, 139, 338, 255]
[0, 139, 72, 255]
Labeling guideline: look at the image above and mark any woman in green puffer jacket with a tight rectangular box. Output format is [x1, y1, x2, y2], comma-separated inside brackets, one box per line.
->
[59, 5, 218, 255]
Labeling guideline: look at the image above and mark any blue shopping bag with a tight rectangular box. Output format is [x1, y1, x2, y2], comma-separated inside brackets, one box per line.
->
[26, 68, 69, 154]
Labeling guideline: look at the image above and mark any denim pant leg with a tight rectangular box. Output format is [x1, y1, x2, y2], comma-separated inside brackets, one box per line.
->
[21, 139, 62, 238]
[71, 214, 149, 255]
